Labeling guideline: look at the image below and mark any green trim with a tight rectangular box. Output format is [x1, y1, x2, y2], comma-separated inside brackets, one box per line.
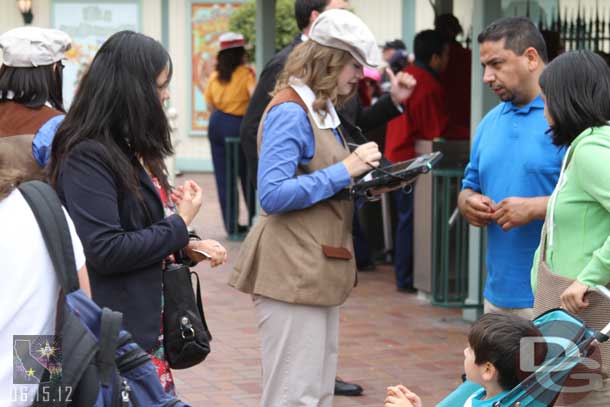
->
[255, 0, 276, 75]
[187, 0, 245, 136]
[401, 0, 416, 50]
[161, 0, 169, 48]
[175, 157, 214, 173]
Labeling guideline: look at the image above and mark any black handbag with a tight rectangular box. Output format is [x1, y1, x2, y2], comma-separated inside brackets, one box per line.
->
[162, 262, 212, 369]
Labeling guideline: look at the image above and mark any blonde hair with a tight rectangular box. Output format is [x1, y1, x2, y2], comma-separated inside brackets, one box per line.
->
[273, 41, 356, 117]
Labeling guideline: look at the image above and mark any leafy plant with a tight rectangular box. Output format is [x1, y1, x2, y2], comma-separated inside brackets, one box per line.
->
[229, 0, 299, 63]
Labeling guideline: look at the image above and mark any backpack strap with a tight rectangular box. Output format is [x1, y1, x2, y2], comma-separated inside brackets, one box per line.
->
[98, 308, 123, 386]
[18, 180, 79, 293]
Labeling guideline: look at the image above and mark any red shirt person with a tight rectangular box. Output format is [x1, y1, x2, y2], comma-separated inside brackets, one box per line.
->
[436, 13, 472, 131]
[385, 30, 469, 163]
[384, 29, 468, 292]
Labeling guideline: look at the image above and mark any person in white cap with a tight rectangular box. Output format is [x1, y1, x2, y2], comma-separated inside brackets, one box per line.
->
[230, 9, 416, 407]
[0, 26, 71, 178]
[204, 31, 256, 236]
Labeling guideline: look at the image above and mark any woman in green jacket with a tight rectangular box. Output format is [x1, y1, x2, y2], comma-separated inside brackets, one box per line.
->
[532, 50, 610, 406]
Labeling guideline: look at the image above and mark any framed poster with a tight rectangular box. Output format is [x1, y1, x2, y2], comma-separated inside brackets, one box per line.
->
[52, 0, 141, 108]
[189, 1, 243, 135]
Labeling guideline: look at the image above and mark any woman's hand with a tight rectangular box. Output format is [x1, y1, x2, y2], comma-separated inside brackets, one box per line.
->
[342, 141, 381, 178]
[560, 280, 590, 314]
[187, 239, 228, 267]
[172, 180, 203, 226]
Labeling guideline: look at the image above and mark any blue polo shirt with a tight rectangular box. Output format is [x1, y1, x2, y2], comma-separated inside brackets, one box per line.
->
[462, 95, 564, 308]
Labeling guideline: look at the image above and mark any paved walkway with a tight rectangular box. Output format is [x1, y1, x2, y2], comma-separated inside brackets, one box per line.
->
[172, 173, 470, 406]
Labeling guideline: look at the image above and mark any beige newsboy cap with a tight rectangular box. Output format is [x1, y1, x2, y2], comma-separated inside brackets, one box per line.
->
[309, 9, 381, 68]
[0, 26, 71, 68]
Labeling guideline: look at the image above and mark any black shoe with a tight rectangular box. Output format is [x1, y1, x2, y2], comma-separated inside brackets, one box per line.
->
[397, 285, 417, 294]
[334, 378, 363, 396]
[357, 263, 376, 272]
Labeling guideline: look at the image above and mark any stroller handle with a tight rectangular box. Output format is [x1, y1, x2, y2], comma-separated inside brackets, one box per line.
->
[590, 285, 610, 336]
[590, 285, 610, 300]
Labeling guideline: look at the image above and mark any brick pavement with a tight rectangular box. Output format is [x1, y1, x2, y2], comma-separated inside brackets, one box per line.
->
[172, 173, 470, 407]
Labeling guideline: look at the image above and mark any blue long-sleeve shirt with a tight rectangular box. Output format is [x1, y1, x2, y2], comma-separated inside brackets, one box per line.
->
[32, 114, 64, 166]
[257, 102, 351, 214]
[462, 95, 564, 308]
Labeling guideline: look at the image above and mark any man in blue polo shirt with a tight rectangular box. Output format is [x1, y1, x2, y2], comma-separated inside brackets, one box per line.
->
[458, 17, 565, 319]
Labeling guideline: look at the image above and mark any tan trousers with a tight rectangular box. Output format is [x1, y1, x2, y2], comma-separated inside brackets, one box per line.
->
[483, 298, 534, 320]
[254, 296, 339, 407]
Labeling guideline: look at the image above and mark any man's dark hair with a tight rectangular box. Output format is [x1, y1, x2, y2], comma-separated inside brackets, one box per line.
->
[295, 0, 329, 31]
[217, 46, 245, 82]
[0, 63, 65, 112]
[469, 313, 547, 390]
[539, 50, 610, 147]
[383, 39, 406, 51]
[413, 30, 448, 65]
[478, 16, 548, 63]
[434, 13, 463, 41]
[49, 31, 174, 195]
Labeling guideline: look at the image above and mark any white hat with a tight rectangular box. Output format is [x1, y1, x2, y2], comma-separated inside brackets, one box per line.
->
[219, 32, 245, 52]
[0, 26, 71, 68]
[309, 9, 381, 68]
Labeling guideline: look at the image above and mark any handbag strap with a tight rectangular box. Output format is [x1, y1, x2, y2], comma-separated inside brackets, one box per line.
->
[18, 181, 80, 293]
[190, 271, 212, 340]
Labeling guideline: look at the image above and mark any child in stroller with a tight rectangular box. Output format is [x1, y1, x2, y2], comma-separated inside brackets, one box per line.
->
[385, 293, 610, 407]
[385, 313, 547, 407]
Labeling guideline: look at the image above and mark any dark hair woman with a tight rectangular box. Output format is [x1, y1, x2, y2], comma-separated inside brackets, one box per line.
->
[532, 50, 610, 405]
[204, 32, 256, 236]
[0, 26, 70, 172]
[49, 30, 227, 395]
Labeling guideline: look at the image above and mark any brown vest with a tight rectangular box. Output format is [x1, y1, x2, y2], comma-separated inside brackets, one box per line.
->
[229, 88, 356, 306]
[0, 101, 63, 181]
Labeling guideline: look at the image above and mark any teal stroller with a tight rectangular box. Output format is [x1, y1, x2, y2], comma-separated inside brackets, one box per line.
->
[437, 286, 610, 407]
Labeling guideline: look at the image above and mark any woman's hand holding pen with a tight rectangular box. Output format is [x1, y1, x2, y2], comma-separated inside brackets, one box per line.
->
[342, 141, 381, 178]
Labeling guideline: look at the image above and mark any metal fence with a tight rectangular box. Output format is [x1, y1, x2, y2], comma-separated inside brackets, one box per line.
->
[430, 168, 484, 308]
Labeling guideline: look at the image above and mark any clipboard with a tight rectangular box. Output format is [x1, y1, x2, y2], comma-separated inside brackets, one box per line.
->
[350, 151, 443, 200]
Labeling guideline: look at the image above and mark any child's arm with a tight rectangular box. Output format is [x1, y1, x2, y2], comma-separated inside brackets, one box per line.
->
[385, 385, 422, 407]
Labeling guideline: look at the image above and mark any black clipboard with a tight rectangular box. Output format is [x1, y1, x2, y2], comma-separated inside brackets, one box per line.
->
[350, 151, 443, 199]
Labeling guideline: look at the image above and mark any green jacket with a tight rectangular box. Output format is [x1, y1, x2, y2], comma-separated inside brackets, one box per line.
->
[532, 125, 610, 291]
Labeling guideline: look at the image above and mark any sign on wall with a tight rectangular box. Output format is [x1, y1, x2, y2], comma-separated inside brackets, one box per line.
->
[190, 1, 242, 134]
[52, 1, 140, 108]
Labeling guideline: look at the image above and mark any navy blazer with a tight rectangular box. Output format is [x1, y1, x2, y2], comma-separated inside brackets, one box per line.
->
[55, 140, 189, 351]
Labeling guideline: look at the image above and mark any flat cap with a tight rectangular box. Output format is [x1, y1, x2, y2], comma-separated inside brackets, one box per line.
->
[310, 9, 381, 68]
[0, 26, 71, 68]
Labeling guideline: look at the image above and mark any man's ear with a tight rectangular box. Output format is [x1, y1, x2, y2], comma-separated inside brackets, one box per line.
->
[429, 54, 441, 70]
[524, 46, 542, 71]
